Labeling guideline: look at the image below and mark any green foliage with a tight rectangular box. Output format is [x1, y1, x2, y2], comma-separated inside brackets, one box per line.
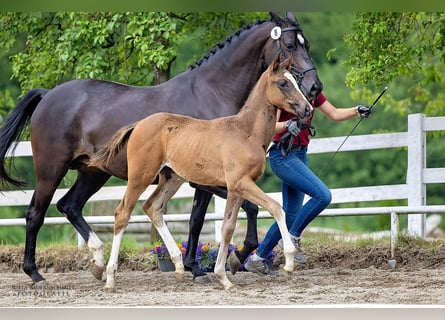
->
[0, 12, 266, 96]
[344, 12, 445, 115]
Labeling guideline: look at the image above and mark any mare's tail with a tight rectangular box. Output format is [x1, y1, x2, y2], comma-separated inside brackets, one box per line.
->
[0, 88, 49, 187]
[88, 123, 137, 169]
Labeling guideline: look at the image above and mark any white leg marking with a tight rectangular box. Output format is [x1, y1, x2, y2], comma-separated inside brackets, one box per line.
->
[105, 228, 125, 289]
[156, 221, 184, 273]
[87, 231, 104, 268]
[276, 208, 296, 272]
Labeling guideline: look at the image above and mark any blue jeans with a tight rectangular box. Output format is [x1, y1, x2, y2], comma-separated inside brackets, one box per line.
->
[256, 145, 332, 259]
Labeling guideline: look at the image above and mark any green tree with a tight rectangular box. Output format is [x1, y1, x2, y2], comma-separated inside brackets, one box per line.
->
[344, 12, 445, 116]
[0, 12, 264, 100]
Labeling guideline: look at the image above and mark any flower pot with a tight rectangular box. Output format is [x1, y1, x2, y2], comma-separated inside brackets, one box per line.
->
[158, 257, 175, 272]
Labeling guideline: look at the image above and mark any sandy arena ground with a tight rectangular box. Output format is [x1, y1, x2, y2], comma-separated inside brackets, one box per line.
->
[1, 242, 444, 307]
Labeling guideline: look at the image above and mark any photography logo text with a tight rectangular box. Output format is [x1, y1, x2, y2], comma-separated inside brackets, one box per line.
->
[12, 284, 75, 298]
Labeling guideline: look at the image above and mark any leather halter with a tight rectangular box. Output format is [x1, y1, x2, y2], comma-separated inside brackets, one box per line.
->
[274, 25, 317, 87]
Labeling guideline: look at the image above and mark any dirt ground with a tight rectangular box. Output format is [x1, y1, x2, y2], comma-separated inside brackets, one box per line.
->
[1, 240, 445, 307]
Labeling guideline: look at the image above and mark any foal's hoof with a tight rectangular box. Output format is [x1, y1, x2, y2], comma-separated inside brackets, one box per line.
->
[228, 251, 242, 275]
[89, 262, 105, 281]
[174, 272, 186, 282]
[104, 285, 116, 293]
[223, 282, 236, 291]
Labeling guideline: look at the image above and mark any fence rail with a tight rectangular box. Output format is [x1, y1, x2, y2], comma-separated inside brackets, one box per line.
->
[1, 114, 445, 253]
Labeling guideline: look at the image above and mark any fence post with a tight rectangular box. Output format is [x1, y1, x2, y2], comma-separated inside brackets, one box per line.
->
[390, 211, 399, 259]
[406, 114, 426, 237]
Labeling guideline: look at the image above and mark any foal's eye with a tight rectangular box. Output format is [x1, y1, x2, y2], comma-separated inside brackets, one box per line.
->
[278, 79, 288, 88]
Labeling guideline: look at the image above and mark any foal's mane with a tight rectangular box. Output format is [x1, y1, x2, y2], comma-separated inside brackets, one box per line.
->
[188, 19, 268, 70]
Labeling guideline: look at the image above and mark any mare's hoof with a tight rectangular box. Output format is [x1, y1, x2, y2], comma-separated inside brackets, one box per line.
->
[28, 270, 46, 283]
[228, 251, 242, 275]
[193, 274, 212, 285]
[31, 280, 47, 290]
[90, 262, 105, 281]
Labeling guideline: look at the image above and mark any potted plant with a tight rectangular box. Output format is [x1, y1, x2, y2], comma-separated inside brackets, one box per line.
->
[151, 241, 276, 272]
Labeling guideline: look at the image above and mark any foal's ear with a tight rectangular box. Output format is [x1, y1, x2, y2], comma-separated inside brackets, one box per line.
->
[281, 54, 293, 71]
[272, 53, 281, 71]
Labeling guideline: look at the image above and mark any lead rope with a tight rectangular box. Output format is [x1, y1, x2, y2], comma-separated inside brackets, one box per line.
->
[319, 87, 388, 178]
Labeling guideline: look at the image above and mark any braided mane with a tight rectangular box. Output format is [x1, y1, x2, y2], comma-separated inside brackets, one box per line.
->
[188, 19, 268, 70]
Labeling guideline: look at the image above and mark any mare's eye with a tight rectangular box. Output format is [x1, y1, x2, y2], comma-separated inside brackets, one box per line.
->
[278, 79, 288, 88]
[285, 43, 296, 51]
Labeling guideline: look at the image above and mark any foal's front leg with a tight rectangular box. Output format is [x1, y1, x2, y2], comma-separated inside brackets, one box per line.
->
[235, 178, 296, 274]
[213, 192, 243, 290]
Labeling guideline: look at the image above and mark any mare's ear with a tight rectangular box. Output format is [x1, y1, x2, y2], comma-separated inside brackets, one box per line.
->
[286, 11, 298, 24]
[269, 12, 282, 26]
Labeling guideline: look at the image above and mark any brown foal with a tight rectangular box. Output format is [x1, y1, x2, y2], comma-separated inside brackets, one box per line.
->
[89, 55, 312, 290]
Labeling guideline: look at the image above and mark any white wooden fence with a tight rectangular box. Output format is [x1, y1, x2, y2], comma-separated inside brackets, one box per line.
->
[1, 113, 445, 255]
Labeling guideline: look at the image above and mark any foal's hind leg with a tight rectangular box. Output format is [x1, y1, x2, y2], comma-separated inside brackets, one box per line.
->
[213, 192, 243, 290]
[142, 169, 185, 280]
[56, 166, 110, 281]
[228, 199, 259, 274]
[104, 175, 151, 290]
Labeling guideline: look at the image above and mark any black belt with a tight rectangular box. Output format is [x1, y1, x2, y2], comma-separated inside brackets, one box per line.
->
[272, 142, 307, 152]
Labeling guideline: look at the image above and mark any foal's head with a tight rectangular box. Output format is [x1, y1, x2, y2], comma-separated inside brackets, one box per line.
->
[265, 55, 313, 120]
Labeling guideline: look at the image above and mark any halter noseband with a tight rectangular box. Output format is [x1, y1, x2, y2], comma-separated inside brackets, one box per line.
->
[271, 25, 316, 87]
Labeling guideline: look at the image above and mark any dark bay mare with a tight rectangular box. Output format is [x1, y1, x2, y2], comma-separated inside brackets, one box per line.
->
[0, 12, 322, 283]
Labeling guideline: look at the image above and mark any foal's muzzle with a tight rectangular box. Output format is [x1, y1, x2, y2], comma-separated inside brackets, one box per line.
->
[291, 101, 312, 120]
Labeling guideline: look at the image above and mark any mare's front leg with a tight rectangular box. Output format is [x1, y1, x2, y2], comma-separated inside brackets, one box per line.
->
[143, 169, 185, 281]
[213, 192, 243, 290]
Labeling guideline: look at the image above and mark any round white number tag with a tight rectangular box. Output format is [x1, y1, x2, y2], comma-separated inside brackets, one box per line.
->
[270, 27, 281, 40]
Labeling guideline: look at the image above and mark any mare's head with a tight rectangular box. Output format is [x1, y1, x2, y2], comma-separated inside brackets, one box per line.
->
[264, 55, 313, 121]
[265, 12, 323, 103]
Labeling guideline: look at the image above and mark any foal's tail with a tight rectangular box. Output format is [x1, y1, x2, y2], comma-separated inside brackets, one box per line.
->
[88, 123, 137, 169]
[0, 88, 49, 187]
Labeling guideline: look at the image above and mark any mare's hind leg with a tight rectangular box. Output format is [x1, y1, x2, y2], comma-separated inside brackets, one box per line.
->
[213, 192, 243, 290]
[142, 168, 185, 280]
[184, 185, 213, 278]
[56, 166, 110, 280]
[23, 153, 72, 283]
[24, 180, 64, 283]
